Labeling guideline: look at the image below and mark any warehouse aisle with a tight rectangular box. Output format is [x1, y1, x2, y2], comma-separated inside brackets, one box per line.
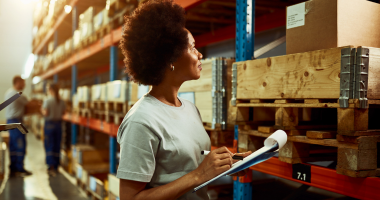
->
[0, 132, 88, 200]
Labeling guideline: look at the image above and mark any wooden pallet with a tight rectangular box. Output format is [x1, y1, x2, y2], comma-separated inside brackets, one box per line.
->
[79, 108, 93, 118]
[233, 99, 380, 136]
[239, 126, 380, 178]
[79, 101, 91, 109]
[91, 101, 106, 111]
[93, 110, 106, 121]
[105, 111, 125, 125]
[105, 101, 129, 113]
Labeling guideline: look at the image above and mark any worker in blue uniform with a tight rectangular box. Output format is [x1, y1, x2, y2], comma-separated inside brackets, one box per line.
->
[41, 83, 66, 176]
[4, 76, 32, 177]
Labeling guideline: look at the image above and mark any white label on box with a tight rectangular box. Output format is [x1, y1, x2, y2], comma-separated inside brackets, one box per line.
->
[178, 92, 195, 104]
[89, 176, 97, 191]
[113, 82, 121, 98]
[287, 2, 305, 29]
[138, 85, 149, 99]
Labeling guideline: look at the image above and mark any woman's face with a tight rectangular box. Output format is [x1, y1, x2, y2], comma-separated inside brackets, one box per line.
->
[173, 30, 203, 81]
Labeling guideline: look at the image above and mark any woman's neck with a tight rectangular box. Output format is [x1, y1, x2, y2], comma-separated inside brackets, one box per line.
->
[149, 78, 182, 107]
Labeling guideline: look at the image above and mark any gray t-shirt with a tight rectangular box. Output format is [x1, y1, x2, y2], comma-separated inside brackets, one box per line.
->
[4, 88, 28, 119]
[42, 97, 66, 121]
[116, 94, 211, 200]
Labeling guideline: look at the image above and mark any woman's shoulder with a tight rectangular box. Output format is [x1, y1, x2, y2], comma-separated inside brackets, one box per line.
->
[123, 95, 159, 123]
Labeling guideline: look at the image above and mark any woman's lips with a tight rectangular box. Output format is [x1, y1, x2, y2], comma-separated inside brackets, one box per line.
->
[198, 63, 202, 70]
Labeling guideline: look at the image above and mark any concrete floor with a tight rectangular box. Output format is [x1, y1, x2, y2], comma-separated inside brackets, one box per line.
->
[0, 132, 88, 200]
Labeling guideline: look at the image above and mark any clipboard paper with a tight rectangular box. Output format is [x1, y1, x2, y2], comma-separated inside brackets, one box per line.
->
[194, 130, 287, 192]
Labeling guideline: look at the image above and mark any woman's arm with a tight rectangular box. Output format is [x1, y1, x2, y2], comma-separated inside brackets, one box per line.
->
[41, 108, 48, 116]
[120, 147, 233, 200]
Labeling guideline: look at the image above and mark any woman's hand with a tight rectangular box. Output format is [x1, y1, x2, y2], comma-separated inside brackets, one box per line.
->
[230, 151, 252, 177]
[192, 147, 234, 185]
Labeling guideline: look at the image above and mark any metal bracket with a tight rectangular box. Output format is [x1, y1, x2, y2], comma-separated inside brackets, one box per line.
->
[218, 59, 227, 130]
[212, 59, 218, 129]
[355, 47, 369, 109]
[339, 48, 355, 108]
[231, 63, 238, 106]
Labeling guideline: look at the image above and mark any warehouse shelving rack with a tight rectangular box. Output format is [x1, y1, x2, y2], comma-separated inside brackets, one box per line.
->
[32, 0, 380, 199]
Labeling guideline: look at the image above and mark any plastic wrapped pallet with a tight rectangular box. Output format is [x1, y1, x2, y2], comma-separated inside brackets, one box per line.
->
[91, 84, 107, 101]
[77, 86, 91, 102]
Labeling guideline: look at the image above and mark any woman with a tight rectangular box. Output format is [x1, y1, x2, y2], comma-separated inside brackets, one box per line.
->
[117, 0, 250, 199]
[41, 83, 66, 176]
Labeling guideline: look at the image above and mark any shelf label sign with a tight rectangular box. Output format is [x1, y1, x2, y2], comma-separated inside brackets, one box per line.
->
[292, 163, 311, 183]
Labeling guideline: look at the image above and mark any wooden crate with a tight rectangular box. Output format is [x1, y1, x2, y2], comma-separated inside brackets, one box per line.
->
[179, 57, 235, 130]
[232, 46, 380, 102]
[232, 46, 380, 177]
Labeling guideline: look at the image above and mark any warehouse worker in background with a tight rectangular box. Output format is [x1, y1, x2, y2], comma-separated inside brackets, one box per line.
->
[41, 83, 65, 177]
[4, 76, 32, 177]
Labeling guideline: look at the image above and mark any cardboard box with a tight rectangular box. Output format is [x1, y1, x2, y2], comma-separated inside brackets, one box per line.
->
[286, 0, 380, 54]
[25, 99, 42, 115]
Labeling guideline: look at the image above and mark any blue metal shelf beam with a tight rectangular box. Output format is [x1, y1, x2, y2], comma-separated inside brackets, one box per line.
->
[234, 0, 255, 199]
[109, 46, 118, 174]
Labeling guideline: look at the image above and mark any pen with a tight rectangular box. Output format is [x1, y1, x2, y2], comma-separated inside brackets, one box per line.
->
[201, 150, 244, 160]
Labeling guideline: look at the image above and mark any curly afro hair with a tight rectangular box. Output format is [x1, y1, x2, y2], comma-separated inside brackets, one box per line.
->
[120, 0, 188, 85]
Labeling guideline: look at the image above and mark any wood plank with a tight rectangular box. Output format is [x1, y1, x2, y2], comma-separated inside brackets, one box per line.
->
[179, 59, 212, 92]
[365, 47, 380, 99]
[236, 46, 345, 99]
[241, 130, 359, 149]
[236, 102, 344, 108]
[306, 130, 337, 139]
[337, 108, 369, 135]
[257, 126, 274, 133]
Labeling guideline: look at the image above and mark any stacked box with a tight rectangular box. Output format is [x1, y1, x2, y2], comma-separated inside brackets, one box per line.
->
[77, 86, 91, 102]
[106, 80, 128, 102]
[64, 38, 73, 55]
[79, 7, 95, 40]
[91, 84, 107, 101]
[73, 30, 81, 49]
[94, 9, 110, 32]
